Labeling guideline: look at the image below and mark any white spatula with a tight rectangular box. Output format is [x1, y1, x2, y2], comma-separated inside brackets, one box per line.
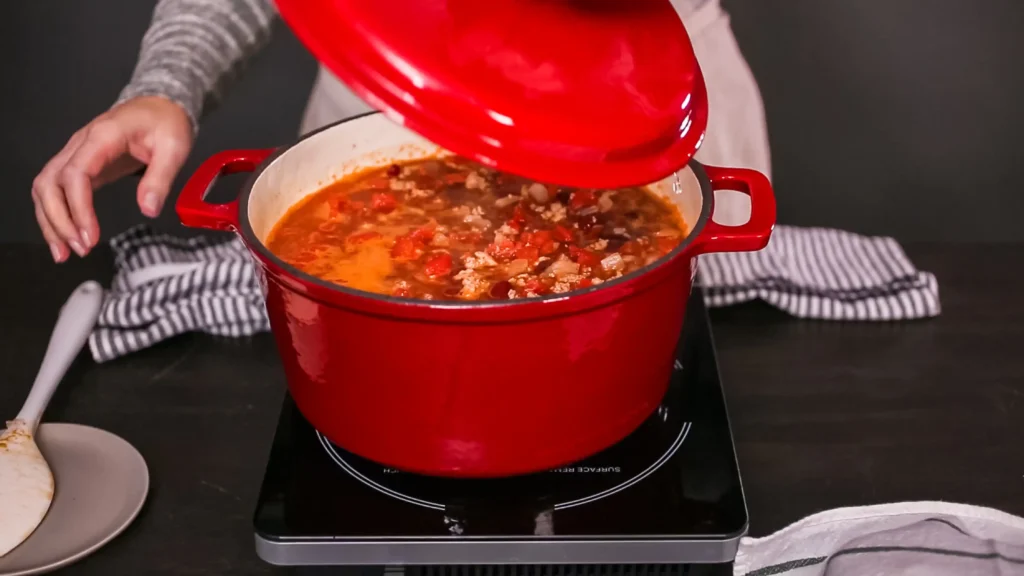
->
[0, 280, 104, 558]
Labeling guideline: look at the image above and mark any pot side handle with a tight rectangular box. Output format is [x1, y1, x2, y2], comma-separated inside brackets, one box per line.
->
[691, 165, 777, 254]
[176, 149, 274, 231]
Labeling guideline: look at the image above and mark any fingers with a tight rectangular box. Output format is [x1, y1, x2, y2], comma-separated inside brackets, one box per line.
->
[34, 201, 67, 263]
[34, 121, 127, 259]
[61, 121, 128, 249]
[137, 134, 189, 218]
[32, 132, 84, 260]
[35, 178, 86, 256]
[59, 166, 98, 253]
[32, 96, 194, 263]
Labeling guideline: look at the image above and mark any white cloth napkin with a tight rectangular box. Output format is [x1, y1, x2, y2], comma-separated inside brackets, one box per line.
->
[88, 224, 941, 362]
[735, 501, 1024, 575]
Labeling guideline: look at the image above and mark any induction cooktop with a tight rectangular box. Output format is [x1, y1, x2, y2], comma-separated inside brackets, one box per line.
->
[253, 290, 747, 571]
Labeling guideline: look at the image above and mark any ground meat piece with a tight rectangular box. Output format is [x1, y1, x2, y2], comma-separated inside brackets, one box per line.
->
[454, 269, 489, 299]
[541, 202, 567, 222]
[466, 171, 489, 190]
[463, 251, 498, 270]
[389, 178, 417, 191]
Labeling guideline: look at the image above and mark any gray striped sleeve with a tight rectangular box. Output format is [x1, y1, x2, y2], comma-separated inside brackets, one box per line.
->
[115, 0, 278, 132]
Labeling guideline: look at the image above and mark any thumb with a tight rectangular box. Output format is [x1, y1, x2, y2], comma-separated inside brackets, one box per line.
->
[137, 136, 190, 218]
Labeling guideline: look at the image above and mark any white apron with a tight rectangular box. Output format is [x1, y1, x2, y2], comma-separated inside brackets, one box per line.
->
[298, 0, 770, 226]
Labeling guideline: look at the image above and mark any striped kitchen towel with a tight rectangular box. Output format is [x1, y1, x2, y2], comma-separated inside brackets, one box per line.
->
[88, 225, 269, 363]
[699, 226, 940, 321]
[88, 224, 939, 362]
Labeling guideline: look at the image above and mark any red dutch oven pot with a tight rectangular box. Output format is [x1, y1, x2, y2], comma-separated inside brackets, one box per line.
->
[175, 113, 775, 478]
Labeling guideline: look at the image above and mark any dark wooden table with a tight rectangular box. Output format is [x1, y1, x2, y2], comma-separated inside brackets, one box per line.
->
[1, 242, 1021, 575]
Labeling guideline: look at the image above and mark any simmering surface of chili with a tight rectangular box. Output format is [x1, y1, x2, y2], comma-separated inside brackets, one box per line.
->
[265, 157, 687, 301]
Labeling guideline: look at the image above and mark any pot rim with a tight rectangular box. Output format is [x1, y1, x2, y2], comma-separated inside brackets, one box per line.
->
[235, 112, 713, 313]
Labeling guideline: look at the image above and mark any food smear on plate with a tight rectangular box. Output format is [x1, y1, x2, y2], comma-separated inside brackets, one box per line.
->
[265, 157, 688, 301]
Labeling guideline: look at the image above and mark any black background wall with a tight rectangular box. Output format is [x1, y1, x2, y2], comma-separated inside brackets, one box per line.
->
[3, 0, 1022, 244]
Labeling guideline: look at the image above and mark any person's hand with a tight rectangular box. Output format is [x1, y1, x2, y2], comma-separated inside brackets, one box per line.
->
[32, 96, 194, 262]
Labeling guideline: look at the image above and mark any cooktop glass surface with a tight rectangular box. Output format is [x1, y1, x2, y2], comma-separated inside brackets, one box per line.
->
[254, 291, 747, 542]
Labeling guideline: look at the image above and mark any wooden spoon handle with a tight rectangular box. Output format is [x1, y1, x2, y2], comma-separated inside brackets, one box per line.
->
[16, 280, 104, 430]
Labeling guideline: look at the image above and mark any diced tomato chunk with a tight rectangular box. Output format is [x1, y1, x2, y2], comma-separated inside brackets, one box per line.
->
[486, 239, 518, 261]
[521, 230, 557, 255]
[569, 190, 598, 210]
[578, 251, 601, 268]
[569, 245, 602, 268]
[515, 245, 540, 263]
[524, 278, 547, 295]
[552, 224, 575, 243]
[411, 222, 437, 242]
[371, 192, 398, 213]
[424, 252, 453, 277]
[392, 283, 412, 298]
[511, 204, 529, 225]
[391, 236, 425, 261]
[577, 278, 594, 288]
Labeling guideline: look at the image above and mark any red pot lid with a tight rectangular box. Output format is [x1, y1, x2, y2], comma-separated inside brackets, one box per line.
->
[274, 0, 708, 188]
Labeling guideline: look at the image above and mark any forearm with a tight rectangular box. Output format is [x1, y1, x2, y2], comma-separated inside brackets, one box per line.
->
[115, 0, 278, 132]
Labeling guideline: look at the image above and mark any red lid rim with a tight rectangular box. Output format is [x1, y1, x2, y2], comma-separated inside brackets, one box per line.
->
[275, 0, 709, 188]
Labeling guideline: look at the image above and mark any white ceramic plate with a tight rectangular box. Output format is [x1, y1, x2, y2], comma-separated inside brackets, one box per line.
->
[0, 423, 149, 576]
